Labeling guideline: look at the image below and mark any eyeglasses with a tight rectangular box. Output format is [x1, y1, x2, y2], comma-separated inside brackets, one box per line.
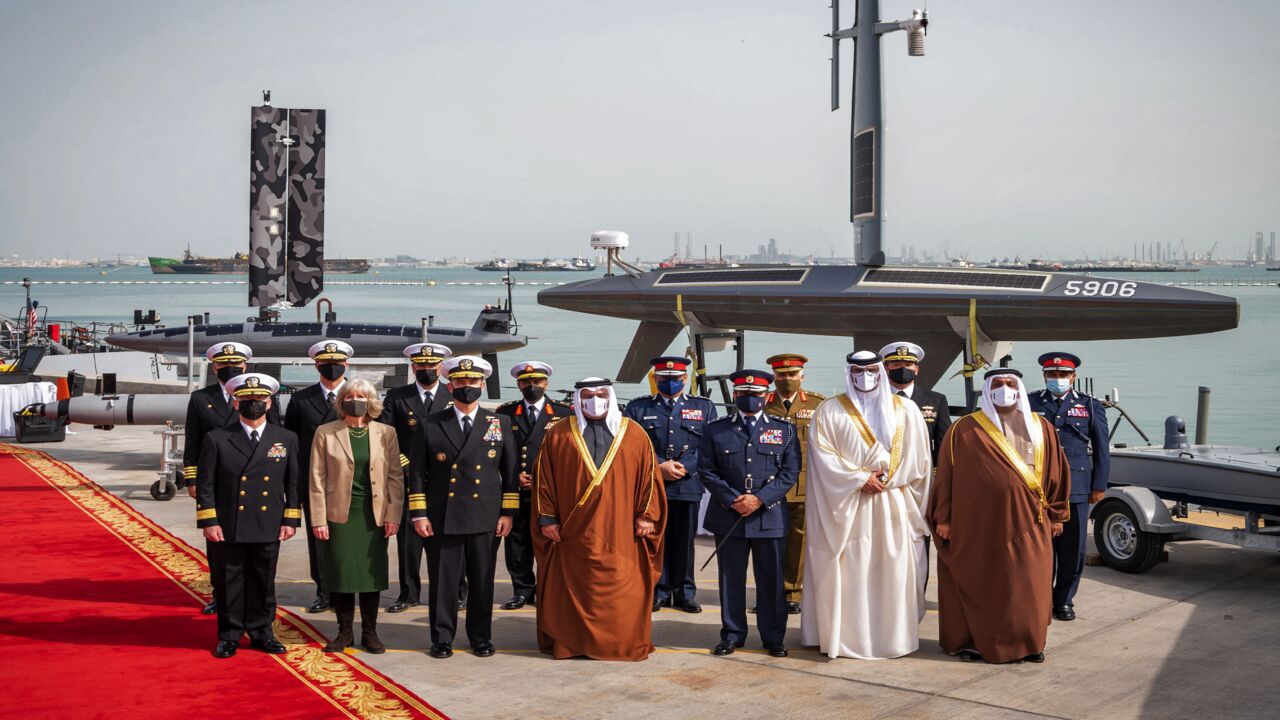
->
[849, 366, 879, 376]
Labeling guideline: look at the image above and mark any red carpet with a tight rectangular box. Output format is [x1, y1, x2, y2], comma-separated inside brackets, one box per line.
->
[0, 444, 446, 720]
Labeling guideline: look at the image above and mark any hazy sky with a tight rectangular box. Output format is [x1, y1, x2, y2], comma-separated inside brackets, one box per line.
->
[1, 1, 1277, 262]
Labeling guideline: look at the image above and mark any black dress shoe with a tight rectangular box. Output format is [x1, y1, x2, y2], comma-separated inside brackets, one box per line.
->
[786, 601, 802, 615]
[653, 596, 671, 612]
[473, 641, 496, 657]
[387, 600, 418, 614]
[1022, 652, 1046, 663]
[428, 643, 454, 659]
[677, 600, 702, 614]
[957, 649, 983, 662]
[306, 597, 330, 614]
[711, 641, 745, 656]
[212, 640, 238, 658]
[764, 643, 789, 658]
[1053, 605, 1076, 621]
[201, 599, 217, 615]
[251, 638, 287, 654]
[501, 595, 528, 610]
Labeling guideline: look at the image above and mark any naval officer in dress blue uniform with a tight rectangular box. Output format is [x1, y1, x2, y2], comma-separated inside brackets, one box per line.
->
[1028, 352, 1111, 621]
[699, 370, 799, 658]
[379, 342, 454, 613]
[196, 373, 302, 658]
[623, 356, 718, 613]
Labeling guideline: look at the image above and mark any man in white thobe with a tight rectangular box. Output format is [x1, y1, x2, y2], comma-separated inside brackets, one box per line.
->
[801, 349, 933, 659]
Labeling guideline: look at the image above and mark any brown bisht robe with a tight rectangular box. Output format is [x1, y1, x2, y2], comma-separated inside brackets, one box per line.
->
[532, 416, 666, 660]
[927, 411, 1070, 663]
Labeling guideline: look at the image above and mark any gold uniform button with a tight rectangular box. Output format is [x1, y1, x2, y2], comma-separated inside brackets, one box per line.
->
[263, 476, 269, 481]
[451, 464, 458, 469]
[261, 505, 268, 511]
[475, 464, 482, 470]
[450, 478, 456, 484]
[262, 491, 269, 496]
[474, 479, 481, 485]
[238, 505, 245, 511]
[448, 492, 455, 498]
[239, 490, 245, 496]
[240, 476, 247, 482]
[472, 493, 479, 499]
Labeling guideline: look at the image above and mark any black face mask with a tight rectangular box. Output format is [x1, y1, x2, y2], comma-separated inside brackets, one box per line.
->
[415, 368, 439, 386]
[452, 385, 483, 404]
[521, 385, 546, 403]
[735, 394, 765, 414]
[317, 363, 346, 381]
[216, 366, 244, 384]
[238, 400, 268, 420]
[341, 398, 368, 417]
[887, 367, 917, 385]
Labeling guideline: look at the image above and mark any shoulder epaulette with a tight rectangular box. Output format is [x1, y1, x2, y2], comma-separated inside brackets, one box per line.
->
[497, 400, 518, 408]
[807, 390, 828, 400]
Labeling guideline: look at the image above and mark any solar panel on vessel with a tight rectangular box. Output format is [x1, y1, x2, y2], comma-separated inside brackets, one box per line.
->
[853, 129, 875, 218]
[861, 268, 1047, 291]
[264, 323, 321, 336]
[655, 269, 807, 285]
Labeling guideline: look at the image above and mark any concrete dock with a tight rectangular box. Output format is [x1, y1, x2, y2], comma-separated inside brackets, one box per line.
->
[36, 426, 1280, 720]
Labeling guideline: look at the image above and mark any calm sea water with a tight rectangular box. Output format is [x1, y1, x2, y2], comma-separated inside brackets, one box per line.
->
[3, 265, 1277, 448]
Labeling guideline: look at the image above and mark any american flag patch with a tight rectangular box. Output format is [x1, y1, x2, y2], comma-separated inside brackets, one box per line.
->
[681, 408, 704, 421]
[758, 429, 784, 444]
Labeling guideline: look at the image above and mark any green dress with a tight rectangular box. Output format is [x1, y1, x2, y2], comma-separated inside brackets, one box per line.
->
[320, 428, 389, 593]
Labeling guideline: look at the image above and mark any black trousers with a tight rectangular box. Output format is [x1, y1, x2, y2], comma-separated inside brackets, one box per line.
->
[210, 540, 280, 643]
[715, 535, 786, 646]
[206, 540, 220, 595]
[1053, 500, 1089, 607]
[395, 496, 426, 603]
[501, 498, 536, 600]
[655, 499, 699, 603]
[301, 498, 327, 599]
[425, 531, 497, 647]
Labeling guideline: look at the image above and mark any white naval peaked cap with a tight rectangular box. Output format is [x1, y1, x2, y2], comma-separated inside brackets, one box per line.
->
[510, 361, 553, 380]
[442, 355, 492, 379]
[224, 372, 280, 398]
[308, 340, 354, 361]
[205, 342, 252, 363]
[879, 341, 925, 363]
[404, 342, 452, 364]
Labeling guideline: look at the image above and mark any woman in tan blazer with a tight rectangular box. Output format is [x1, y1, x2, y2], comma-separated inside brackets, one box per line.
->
[309, 378, 404, 653]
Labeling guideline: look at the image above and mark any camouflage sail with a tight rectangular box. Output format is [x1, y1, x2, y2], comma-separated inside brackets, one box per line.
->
[249, 105, 288, 307]
[285, 109, 325, 306]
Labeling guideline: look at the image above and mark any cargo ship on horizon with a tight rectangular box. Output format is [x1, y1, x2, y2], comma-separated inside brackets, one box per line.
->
[148, 249, 369, 274]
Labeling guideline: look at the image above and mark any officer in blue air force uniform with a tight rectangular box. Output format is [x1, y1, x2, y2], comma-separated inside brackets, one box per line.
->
[699, 370, 800, 658]
[1027, 352, 1110, 622]
[623, 356, 718, 613]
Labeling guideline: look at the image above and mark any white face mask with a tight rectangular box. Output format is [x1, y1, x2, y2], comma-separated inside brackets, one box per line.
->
[852, 370, 879, 392]
[581, 395, 611, 418]
[991, 386, 1019, 407]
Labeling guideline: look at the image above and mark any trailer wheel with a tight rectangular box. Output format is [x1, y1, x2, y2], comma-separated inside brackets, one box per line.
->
[150, 479, 176, 502]
[1094, 501, 1164, 573]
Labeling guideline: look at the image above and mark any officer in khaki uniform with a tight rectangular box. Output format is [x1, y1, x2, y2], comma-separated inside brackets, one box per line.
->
[762, 353, 825, 614]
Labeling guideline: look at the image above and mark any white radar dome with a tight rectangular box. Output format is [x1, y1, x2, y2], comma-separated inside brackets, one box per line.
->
[590, 231, 629, 250]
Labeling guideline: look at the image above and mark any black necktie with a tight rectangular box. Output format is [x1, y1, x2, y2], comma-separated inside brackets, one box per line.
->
[528, 405, 538, 423]
[462, 416, 473, 437]
[783, 399, 792, 411]
[249, 429, 260, 445]
[744, 415, 756, 432]
[424, 392, 433, 407]
[326, 391, 335, 405]
[897, 390, 907, 398]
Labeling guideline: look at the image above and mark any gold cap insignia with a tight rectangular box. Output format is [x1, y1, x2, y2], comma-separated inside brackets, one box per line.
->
[1053, 357, 1063, 365]
[460, 358, 473, 370]
[666, 361, 674, 369]
[897, 345, 910, 356]
[245, 376, 260, 388]
[223, 344, 236, 354]
[325, 342, 338, 353]
[745, 375, 755, 384]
